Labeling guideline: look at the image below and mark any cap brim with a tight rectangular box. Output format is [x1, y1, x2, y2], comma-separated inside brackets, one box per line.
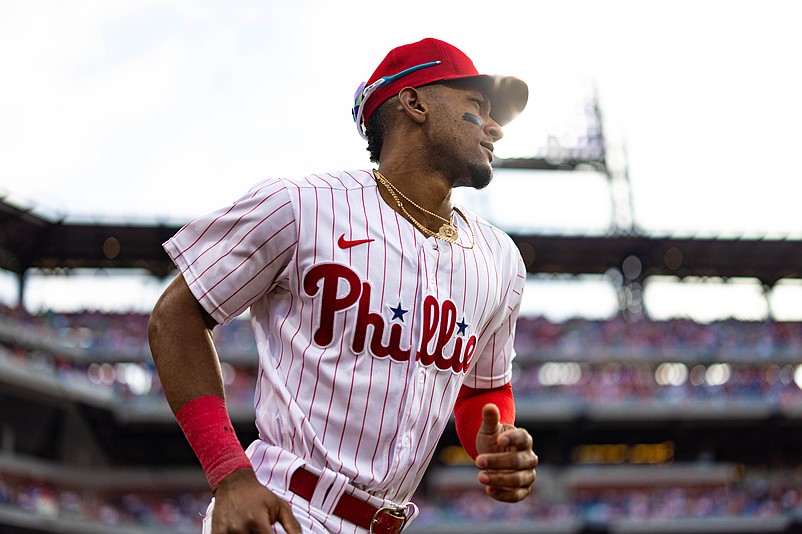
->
[475, 75, 529, 126]
[435, 74, 528, 126]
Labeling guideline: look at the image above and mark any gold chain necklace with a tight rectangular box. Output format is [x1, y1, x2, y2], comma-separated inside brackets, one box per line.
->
[373, 169, 475, 249]
[375, 170, 452, 225]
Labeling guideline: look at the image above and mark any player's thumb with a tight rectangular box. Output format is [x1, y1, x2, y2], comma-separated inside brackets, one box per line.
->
[478, 403, 502, 436]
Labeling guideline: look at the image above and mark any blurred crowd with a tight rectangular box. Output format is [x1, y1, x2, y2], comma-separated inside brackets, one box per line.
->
[3, 305, 802, 410]
[413, 479, 802, 527]
[512, 360, 802, 407]
[2, 468, 801, 531]
[571, 482, 802, 523]
[3, 305, 802, 530]
[4, 305, 802, 363]
[513, 316, 802, 361]
[5, 339, 802, 412]
[0, 472, 207, 532]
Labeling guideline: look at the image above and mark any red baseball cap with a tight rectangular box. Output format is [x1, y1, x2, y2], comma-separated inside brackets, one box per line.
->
[353, 38, 528, 139]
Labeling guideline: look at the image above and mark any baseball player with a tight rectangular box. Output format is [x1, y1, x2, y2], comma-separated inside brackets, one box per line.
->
[148, 37, 537, 534]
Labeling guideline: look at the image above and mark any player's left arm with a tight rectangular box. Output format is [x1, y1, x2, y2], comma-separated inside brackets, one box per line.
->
[453, 246, 536, 502]
[454, 384, 537, 502]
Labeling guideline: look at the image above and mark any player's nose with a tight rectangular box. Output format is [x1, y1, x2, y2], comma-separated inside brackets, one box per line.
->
[485, 117, 503, 141]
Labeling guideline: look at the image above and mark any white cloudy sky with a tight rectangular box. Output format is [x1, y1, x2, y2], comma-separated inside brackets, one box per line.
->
[1, 0, 801, 320]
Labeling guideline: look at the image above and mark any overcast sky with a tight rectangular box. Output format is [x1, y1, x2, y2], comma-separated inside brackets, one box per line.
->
[1, 0, 801, 320]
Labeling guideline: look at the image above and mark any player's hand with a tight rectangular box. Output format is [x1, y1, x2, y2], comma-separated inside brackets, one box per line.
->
[211, 468, 301, 534]
[474, 403, 538, 503]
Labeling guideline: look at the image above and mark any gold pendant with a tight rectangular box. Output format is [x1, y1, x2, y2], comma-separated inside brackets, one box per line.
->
[438, 223, 458, 242]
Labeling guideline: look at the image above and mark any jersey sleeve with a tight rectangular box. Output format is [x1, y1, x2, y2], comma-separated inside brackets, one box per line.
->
[163, 178, 298, 325]
[463, 244, 526, 389]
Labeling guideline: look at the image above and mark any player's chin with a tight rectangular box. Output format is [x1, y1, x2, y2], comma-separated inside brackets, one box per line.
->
[469, 163, 493, 190]
[452, 161, 493, 189]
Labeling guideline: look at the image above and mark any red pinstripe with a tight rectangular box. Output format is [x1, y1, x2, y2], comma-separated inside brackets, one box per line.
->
[180, 188, 285, 271]
[310, 174, 340, 447]
[293, 176, 327, 466]
[469, 225, 495, 343]
[191, 205, 292, 291]
[362, 194, 397, 483]
[287, 180, 314, 458]
[396, 371, 457, 495]
[206, 239, 295, 317]
[172, 202, 237, 254]
[330, 177, 358, 462]
[343, 176, 372, 481]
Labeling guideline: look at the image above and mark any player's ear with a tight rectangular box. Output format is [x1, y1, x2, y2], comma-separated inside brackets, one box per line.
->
[397, 87, 428, 125]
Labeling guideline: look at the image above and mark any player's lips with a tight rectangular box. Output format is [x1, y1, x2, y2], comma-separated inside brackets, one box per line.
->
[481, 142, 494, 161]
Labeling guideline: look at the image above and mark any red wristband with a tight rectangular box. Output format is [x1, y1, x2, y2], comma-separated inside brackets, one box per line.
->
[175, 395, 252, 489]
[453, 383, 515, 459]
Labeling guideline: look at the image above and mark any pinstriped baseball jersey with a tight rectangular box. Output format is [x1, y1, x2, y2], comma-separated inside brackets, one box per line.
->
[164, 169, 525, 512]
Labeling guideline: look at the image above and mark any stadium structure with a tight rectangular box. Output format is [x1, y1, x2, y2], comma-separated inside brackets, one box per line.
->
[2, 95, 802, 533]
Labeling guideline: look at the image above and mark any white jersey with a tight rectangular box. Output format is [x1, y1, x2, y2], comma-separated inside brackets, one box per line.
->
[165, 169, 525, 530]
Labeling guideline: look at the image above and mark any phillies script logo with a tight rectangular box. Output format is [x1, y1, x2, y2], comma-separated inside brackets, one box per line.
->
[303, 263, 477, 373]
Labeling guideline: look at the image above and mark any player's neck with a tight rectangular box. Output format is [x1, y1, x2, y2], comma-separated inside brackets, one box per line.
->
[374, 162, 455, 232]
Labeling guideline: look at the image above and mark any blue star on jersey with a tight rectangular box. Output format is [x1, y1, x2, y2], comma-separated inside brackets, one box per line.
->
[389, 303, 408, 322]
[456, 318, 469, 336]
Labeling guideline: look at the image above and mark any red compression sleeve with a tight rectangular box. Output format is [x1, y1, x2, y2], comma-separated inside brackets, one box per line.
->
[175, 395, 252, 489]
[454, 383, 516, 459]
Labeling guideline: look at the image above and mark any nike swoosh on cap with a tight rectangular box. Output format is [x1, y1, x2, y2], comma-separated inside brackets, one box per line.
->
[338, 234, 375, 249]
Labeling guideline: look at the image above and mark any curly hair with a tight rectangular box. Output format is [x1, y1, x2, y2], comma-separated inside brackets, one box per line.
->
[365, 99, 395, 164]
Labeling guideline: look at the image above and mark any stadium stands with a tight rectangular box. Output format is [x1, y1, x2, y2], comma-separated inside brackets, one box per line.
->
[2, 305, 802, 533]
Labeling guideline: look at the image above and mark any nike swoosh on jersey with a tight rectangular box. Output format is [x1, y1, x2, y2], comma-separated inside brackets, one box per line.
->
[338, 234, 375, 249]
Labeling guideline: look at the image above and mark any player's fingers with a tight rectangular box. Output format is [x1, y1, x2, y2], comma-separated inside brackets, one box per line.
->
[478, 467, 536, 489]
[498, 427, 534, 452]
[253, 508, 282, 534]
[478, 449, 538, 471]
[275, 502, 302, 534]
[218, 512, 274, 534]
[478, 403, 501, 436]
[484, 484, 533, 503]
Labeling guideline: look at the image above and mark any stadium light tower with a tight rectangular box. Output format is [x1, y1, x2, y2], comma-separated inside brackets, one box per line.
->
[493, 86, 637, 236]
[493, 86, 643, 319]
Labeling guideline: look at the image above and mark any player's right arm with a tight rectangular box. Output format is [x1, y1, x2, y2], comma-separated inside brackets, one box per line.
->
[148, 273, 301, 534]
